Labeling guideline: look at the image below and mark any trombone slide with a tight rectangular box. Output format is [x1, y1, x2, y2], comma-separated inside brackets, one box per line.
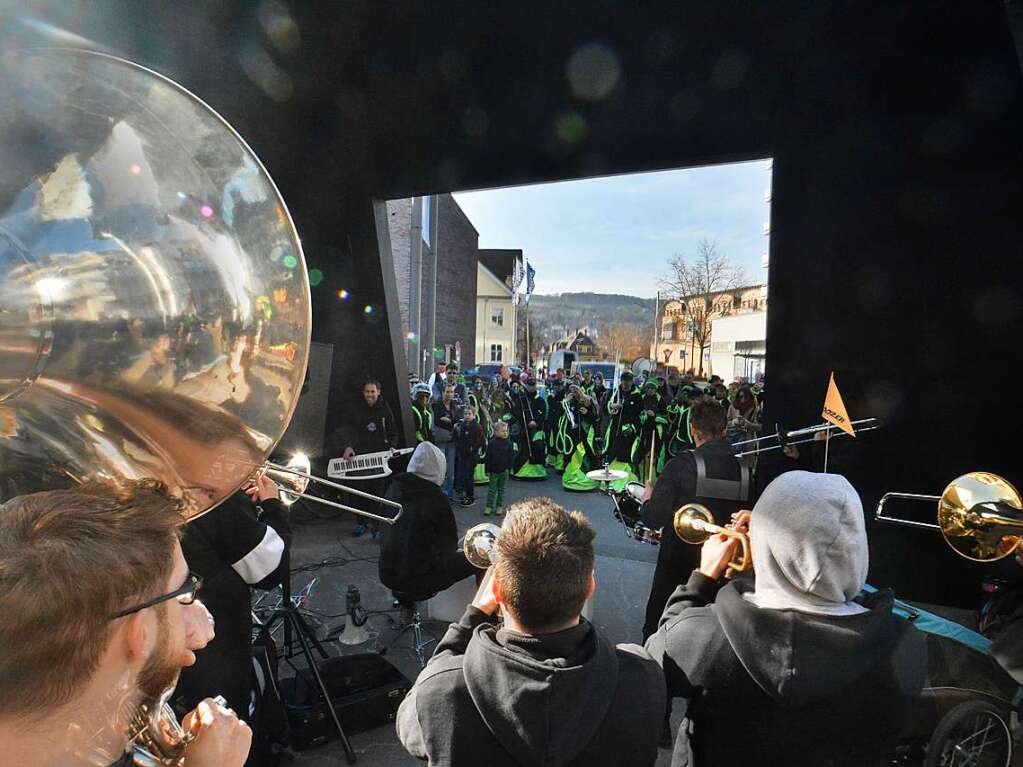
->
[263, 462, 403, 525]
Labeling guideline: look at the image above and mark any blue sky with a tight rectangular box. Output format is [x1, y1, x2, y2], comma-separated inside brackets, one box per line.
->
[453, 158, 772, 299]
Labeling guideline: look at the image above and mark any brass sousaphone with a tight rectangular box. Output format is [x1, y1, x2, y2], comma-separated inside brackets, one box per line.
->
[0, 49, 399, 765]
[876, 472, 1023, 561]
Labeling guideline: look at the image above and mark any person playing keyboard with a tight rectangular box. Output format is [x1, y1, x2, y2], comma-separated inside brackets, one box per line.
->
[329, 378, 400, 538]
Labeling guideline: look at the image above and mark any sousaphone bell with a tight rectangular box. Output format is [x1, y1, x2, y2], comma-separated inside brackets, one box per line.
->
[0, 48, 399, 766]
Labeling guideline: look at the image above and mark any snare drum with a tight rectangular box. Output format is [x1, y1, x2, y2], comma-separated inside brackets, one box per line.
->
[625, 482, 646, 501]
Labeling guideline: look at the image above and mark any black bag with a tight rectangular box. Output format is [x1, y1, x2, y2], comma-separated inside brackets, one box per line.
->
[279, 654, 412, 750]
[250, 627, 291, 766]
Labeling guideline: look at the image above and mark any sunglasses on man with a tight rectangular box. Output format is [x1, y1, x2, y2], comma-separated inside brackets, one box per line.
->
[109, 573, 203, 620]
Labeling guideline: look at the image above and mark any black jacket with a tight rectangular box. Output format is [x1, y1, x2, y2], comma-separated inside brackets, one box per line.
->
[397, 605, 665, 767]
[484, 437, 514, 474]
[641, 438, 747, 639]
[645, 572, 927, 767]
[331, 397, 399, 455]
[453, 418, 483, 457]
[432, 400, 461, 443]
[175, 493, 291, 716]
[379, 472, 458, 594]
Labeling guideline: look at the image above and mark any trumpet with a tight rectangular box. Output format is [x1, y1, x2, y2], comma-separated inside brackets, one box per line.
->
[875, 471, 1023, 562]
[463, 523, 502, 568]
[673, 504, 752, 579]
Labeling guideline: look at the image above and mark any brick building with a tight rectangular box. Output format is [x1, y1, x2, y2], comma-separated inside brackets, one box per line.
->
[387, 193, 478, 375]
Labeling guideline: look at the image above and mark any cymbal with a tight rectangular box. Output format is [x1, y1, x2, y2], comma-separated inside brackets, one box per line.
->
[586, 468, 629, 481]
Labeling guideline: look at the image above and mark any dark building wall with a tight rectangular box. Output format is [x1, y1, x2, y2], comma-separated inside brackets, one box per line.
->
[9, 0, 1023, 603]
[436, 194, 478, 369]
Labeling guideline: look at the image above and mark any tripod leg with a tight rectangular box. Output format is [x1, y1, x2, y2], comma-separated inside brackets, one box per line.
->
[287, 612, 357, 764]
[291, 607, 331, 659]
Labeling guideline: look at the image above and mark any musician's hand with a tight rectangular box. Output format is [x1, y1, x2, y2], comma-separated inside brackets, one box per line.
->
[178, 599, 215, 666]
[472, 568, 500, 616]
[343, 447, 356, 459]
[642, 482, 654, 501]
[699, 533, 739, 580]
[610, 403, 622, 413]
[729, 511, 752, 536]
[182, 698, 252, 767]
[245, 473, 280, 502]
[528, 420, 537, 429]
[782, 445, 800, 459]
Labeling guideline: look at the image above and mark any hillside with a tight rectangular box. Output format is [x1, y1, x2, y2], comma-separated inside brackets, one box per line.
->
[523, 292, 655, 347]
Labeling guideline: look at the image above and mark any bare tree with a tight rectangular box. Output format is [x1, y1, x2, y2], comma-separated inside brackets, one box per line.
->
[598, 322, 648, 362]
[660, 239, 745, 376]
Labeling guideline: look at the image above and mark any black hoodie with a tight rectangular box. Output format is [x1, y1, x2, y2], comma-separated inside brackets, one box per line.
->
[645, 572, 927, 767]
[397, 605, 664, 766]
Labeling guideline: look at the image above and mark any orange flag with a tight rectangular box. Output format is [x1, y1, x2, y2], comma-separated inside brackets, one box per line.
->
[822, 372, 856, 438]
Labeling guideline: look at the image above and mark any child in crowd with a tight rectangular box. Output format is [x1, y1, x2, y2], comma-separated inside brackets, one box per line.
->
[453, 406, 484, 506]
[484, 420, 514, 516]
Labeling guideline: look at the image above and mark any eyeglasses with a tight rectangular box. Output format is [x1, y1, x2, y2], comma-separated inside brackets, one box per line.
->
[109, 573, 203, 620]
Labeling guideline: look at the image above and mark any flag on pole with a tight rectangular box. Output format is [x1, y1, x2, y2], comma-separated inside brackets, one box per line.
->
[822, 372, 856, 437]
[511, 257, 524, 305]
[524, 261, 536, 305]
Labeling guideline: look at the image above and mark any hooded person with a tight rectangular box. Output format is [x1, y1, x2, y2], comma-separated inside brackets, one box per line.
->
[645, 471, 927, 767]
[379, 442, 476, 607]
[397, 498, 665, 767]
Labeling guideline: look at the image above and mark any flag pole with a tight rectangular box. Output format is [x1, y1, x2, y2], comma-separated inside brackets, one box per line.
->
[823, 423, 831, 473]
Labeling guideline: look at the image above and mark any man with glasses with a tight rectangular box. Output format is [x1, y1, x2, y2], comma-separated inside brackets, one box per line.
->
[0, 479, 251, 767]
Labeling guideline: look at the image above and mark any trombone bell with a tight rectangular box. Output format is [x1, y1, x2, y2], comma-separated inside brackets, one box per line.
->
[464, 523, 502, 569]
[876, 472, 1023, 562]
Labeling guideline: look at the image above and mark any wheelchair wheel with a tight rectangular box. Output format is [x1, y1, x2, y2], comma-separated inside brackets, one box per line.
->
[925, 700, 1012, 767]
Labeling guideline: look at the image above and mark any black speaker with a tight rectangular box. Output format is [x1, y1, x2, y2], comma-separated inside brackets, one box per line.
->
[279, 654, 412, 750]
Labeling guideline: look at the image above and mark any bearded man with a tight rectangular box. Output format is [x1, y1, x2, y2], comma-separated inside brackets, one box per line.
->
[0, 480, 250, 767]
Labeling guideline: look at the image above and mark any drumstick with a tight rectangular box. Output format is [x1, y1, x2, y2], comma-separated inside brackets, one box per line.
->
[648, 430, 656, 483]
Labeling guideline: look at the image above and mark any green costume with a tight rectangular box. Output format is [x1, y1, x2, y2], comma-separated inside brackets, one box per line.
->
[632, 384, 668, 482]
[601, 379, 643, 490]
[560, 389, 601, 491]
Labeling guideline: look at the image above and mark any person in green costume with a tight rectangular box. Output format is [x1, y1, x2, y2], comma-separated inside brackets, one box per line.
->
[545, 377, 568, 472]
[600, 370, 643, 490]
[560, 384, 601, 491]
[632, 379, 668, 483]
[509, 377, 548, 479]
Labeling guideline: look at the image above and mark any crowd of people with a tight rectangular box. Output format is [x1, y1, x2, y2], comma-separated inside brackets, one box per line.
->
[406, 361, 766, 500]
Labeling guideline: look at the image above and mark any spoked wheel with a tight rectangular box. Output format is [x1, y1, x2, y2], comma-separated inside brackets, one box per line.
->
[925, 700, 1012, 767]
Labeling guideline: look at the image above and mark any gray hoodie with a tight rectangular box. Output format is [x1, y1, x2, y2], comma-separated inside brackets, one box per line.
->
[408, 440, 446, 486]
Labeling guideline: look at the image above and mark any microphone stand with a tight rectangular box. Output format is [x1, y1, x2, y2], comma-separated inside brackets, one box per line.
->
[258, 498, 357, 764]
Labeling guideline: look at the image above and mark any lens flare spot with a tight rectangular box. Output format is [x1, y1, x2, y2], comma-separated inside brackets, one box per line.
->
[338, 289, 350, 300]
[308, 269, 324, 286]
[283, 255, 298, 269]
[363, 304, 374, 315]
[200, 204, 215, 219]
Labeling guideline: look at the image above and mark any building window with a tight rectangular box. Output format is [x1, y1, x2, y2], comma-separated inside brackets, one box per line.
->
[490, 344, 503, 362]
[491, 307, 504, 327]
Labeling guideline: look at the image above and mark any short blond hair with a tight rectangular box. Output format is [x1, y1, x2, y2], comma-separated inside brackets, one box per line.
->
[0, 480, 184, 718]
[494, 421, 509, 437]
[495, 497, 595, 633]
